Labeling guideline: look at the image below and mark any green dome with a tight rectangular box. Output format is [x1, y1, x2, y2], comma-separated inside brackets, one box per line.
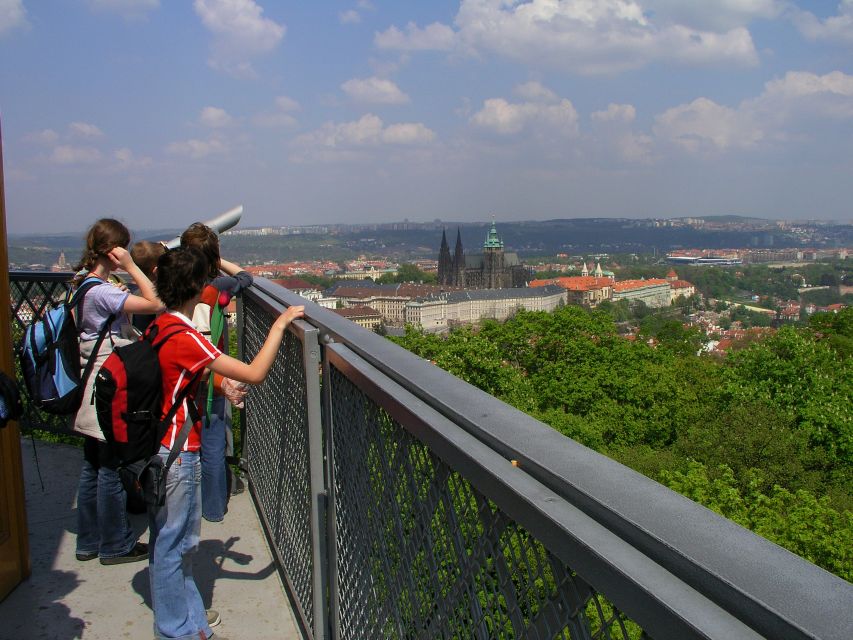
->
[483, 221, 503, 249]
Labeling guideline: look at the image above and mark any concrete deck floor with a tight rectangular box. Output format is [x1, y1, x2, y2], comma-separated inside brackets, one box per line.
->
[0, 438, 301, 640]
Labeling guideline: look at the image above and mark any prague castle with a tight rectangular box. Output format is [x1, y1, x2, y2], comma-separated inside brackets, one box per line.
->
[437, 223, 528, 289]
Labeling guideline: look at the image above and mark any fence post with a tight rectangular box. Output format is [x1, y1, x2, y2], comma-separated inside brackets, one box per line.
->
[301, 325, 328, 640]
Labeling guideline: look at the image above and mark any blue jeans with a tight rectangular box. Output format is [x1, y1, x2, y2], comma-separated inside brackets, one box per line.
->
[201, 395, 229, 522]
[148, 447, 212, 640]
[76, 437, 135, 558]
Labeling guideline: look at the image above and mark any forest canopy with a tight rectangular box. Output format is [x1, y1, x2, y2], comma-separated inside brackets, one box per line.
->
[390, 306, 853, 581]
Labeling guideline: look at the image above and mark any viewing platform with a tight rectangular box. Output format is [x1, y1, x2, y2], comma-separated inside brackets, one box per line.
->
[3, 272, 852, 640]
[0, 437, 300, 639]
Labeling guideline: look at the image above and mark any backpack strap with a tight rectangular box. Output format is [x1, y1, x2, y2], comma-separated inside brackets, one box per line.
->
[73, 278, 117, 398]
[80, 312, 116, 397]
[68, 276, 104, 310]
[159, 369, 204, 473]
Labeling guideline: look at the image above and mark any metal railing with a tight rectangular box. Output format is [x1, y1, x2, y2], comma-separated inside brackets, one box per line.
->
[8, 272, 852, 639]
[239, 278, 853, 640]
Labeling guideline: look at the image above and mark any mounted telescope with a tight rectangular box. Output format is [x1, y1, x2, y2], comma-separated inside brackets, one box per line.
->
[161, 205, 243, 249]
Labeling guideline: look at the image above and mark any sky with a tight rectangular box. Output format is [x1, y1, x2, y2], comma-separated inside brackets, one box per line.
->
[1, 0, 852, 234]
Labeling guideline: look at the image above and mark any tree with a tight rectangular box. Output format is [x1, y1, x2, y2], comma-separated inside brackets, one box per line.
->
[377, 263, 437, 284]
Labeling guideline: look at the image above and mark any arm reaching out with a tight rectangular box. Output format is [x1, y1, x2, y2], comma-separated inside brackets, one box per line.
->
[208, 305, 305, 384]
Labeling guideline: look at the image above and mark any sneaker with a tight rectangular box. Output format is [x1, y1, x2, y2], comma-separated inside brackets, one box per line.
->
[207, 609, 221, 627]
[75, 551, 98, 562]
[100, 542, 149, 565]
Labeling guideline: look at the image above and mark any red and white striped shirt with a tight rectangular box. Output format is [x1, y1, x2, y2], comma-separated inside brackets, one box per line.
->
[153, 311, 222, 451]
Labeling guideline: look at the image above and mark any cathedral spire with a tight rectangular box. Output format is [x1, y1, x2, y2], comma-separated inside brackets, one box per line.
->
[438, 229, 452, 285]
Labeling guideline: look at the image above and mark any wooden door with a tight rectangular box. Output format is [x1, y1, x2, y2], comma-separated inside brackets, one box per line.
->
[0, 117, 30, 601]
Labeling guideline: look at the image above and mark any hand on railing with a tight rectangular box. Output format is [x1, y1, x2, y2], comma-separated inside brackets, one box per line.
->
[274, 305, 305, 332]
[221, 377, 249, 409]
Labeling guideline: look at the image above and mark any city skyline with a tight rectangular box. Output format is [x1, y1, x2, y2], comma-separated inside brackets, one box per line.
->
[1, 1, 853, 234]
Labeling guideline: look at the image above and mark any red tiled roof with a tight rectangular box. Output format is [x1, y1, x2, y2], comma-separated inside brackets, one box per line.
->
[612, 278, 669, 292]
[272, 278, 317, 290]
[334, 306, 380, 318]
[671, 280, 694, 289]
[530, 276, 611, 291]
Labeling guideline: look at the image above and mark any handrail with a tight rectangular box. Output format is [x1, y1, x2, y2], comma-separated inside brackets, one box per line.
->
[7, 271, 851, 639]
[249, 276, 853, 640]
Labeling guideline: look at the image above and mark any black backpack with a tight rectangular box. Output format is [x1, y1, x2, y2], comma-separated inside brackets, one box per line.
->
[95, 323, 203, 511]
[94, 323, 200, 465]
[19, 277, 114, 416]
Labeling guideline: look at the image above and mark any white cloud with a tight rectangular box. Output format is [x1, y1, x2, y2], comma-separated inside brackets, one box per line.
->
[50, 145, 104, 164]
[26, 129, 60, 145]
[200, 106, 233, 128]
[381, 123, 435, 144]
[166, 137, 227, 159]
[654, 98, 761, 151]
[291, 114, 435, 162]
[339, 10, 360, 25]
[643, 0, 783, 31]
[652, 71, 853, 152]
[376, 0, 759, 74]
[69, 122, 105, 138]
[592, 103, 637, 123]
[86, 0, 160, 19]
[113, 147, 152, 170]
[513, 81, 559, 103]
[194, 0, 285, 77]
[274, 96, 300, 112]
[341, 77, 410, 104]
[0, 0, 27, 36]
[747, 70, 853, 122]
[252, 96, 300, 127]
[589, 104, 653, 163]
[375, 21, 456, 51]
[793, 1, 853, 46]
[471, 96, 579, 136]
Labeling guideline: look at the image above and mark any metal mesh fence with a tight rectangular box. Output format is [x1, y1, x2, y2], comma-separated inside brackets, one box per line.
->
[242, 297, 316, 635]
[328, 363, 646, 640]
[8, 273, 76, 435]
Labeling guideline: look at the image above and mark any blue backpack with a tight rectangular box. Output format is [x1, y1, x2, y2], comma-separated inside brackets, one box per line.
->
[20, 277, 114, 416]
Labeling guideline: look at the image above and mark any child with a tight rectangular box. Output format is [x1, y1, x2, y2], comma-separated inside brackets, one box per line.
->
[180, 222, 253, 523]
[129, 240, 167, 333]
[148, 246, 303, 640]
[71, 218, 162, 565]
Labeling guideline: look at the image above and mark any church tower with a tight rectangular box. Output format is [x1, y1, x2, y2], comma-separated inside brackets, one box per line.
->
[483, 221, 504, 289]
[437, 229, 452, 285]
[452, 228, 465, 287]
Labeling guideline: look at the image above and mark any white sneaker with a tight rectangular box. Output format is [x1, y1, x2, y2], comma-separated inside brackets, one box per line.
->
[207, 609, 221, 628]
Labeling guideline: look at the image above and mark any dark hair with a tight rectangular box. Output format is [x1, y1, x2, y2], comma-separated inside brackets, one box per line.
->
[155, 247, 209, 309]
[130, 240, 166, 281]
[74, 218, 131, 274]
[180, 222, 219, 280]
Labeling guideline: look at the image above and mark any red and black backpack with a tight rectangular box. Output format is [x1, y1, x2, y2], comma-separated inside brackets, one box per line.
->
[94, 324, 199, 465]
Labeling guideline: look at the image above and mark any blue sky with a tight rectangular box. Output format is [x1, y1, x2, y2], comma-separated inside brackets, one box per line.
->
[1, 0, 852, 234]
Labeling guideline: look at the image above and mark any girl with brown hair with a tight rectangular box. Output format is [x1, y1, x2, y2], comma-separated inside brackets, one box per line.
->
[72, 218, 163, 565]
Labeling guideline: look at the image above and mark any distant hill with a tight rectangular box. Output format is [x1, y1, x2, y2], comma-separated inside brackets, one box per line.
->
[8, 218, 851, 268]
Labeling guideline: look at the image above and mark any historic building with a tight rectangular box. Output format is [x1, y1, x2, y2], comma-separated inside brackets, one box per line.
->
[405, 285, 567, 332]
[437, 223, 528, 289]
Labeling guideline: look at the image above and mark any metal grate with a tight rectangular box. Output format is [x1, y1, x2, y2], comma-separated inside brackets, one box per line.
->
[242, 298, 316, 635]
[328, 363, 645, 640]
[8, 273, 75, 435]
